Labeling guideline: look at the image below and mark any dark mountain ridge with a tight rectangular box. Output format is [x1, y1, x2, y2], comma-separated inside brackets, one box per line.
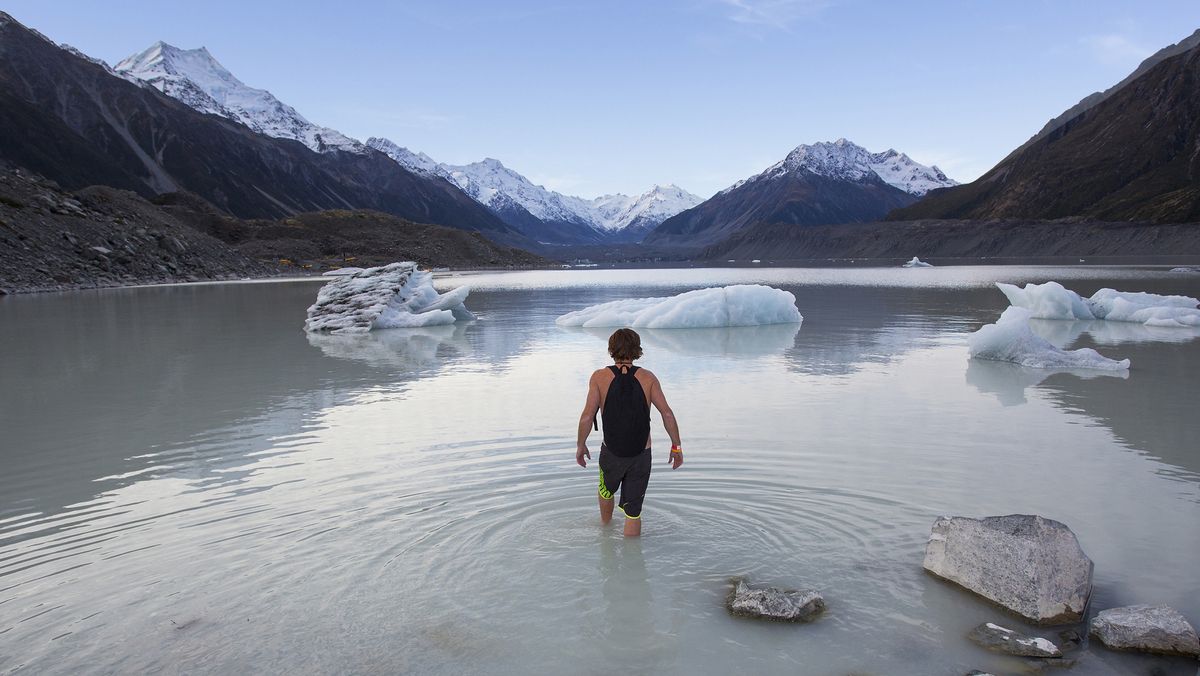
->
[643, 138, 953, 248]
[645, 170, 916, 248]
[890, 33, 1200, 224]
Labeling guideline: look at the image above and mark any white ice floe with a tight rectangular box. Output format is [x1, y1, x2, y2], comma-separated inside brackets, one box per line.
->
[997, 281, 1200, 327]
[1169, 267, 1198, 273]
[968, 307, 1130, 371]
[902, 257, 933, 268]
[555, 285, 802, 329]
[304, 262, 474, 334]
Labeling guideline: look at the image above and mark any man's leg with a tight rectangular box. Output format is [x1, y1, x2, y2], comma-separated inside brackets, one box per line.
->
[623, 516, 641, 537]
[599, 493, 614, 523]
[619, 449, 651, 538]
[598, 464, 615, 524]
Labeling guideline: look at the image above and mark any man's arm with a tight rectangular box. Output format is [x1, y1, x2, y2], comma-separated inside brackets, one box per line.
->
[576, 372, 601, 467]
[649, 375, 683, 469]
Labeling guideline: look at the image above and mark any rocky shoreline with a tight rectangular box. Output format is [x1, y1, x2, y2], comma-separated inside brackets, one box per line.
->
[0, 169, 270, 295]
[0, 169, 550, 295]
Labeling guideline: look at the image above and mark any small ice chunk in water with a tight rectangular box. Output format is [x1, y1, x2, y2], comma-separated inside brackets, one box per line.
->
[1088, 288, 1200, 327]
[305, 262, 474, 334]
[969, 307, 1130, 370]
[902, 257, 933, 268]
[997, 281, 1200, 327]
[996, 281, 1094, 320]
[555, 285, 802, 329]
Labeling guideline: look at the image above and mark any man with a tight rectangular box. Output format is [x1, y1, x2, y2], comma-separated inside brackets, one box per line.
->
[576, 328, 682, 537]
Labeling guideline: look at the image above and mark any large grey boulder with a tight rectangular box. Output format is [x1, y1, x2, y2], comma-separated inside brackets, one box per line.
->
[922, 515, 1093, 625]
[1089, 604, 1200, 656]
[966, 622, 1062, 657]
[726, 579, 825, 622]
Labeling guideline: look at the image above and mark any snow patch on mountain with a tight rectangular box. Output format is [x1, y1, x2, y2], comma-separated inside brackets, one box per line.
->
[724, 138, 956, 196]
[367, 137, 702, 232]
[115, 42, 365, 154]
[365, 137, 439, 174]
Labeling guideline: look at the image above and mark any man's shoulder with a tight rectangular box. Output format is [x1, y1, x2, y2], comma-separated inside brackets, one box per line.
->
[634, 366, 658, 381]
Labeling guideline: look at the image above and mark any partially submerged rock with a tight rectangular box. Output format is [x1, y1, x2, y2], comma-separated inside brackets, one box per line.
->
[1088, 604, 1200, 657]
[1056, 628, 1083, 652]
[304, 262, 473, 334]
[726, 579, 825, 622]
[966, 622, 1062, 658]
[922, 515, 1093, 625]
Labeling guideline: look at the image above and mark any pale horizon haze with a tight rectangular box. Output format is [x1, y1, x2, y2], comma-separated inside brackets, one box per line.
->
[6, 1, 1199, 198]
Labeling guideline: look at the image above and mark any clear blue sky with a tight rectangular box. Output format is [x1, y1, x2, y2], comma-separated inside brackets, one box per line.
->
[8, 1, 1199, 198]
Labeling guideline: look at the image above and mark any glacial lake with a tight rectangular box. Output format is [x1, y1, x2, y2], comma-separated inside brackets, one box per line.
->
[1, 267, 1198, 675]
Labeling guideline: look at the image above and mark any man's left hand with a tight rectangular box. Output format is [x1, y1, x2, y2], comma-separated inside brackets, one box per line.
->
[668, 450, 683, 470]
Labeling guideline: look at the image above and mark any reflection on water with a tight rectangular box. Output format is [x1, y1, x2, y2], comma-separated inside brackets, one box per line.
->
[573, 323, 800, 358]
[966, 360, 1129, 407]
[1031, 317, 1200, 347]
[1, 268, 1198, 676]
[307, 323, 468, 367]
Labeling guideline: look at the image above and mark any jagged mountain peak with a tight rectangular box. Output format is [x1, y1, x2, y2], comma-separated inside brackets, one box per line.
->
[116, 41, 365, 155]
[734, 138, 955, 197]
[367, 136, 701, 238]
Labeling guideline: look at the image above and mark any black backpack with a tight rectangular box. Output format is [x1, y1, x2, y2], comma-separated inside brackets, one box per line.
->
[601, 365, 650, 457]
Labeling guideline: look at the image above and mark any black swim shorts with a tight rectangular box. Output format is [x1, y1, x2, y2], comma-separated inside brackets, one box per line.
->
[597, 445, 652, 519]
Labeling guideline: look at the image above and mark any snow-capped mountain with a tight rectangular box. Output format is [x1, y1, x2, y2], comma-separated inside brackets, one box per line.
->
[725, 138, 956, 197]
[367, 137, 702, 242]
[115, 42, 365, 154]
[599, 184, 705, 238]
[110, 41, 699, 243]
[647, 138, 952, 247]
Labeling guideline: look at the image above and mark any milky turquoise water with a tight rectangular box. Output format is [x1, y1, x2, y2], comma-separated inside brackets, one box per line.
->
[1, 267, 1198, 675]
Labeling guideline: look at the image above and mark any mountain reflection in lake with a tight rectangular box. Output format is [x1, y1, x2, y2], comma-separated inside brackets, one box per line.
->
[1, 267, 1197, 675]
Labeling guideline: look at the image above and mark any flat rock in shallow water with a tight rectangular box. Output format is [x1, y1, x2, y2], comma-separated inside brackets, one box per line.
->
[726, 579, 824, 622]
[1088, 604, 1200, 656]
[966, 622, 1063, 657]
[922, 515, 1093, 625]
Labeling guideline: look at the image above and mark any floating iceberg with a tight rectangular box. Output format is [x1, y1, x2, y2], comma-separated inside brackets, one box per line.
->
[1169, 267, 1198, 274]
[902, 257, 933, 268]
[555, 285, 802, 329]
[304, 262, 474, 334]
[968, 307, 1130, 371]
[997, 282, 1200, 328]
